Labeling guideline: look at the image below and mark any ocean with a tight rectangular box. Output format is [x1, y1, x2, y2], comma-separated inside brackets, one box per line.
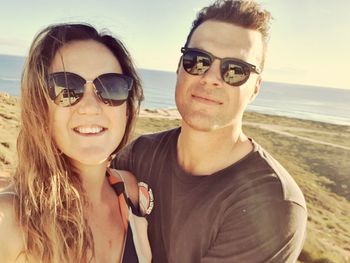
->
[1, 54, 349, 126]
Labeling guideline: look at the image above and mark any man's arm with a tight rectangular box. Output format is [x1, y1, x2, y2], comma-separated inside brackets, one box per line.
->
[201, 200, 307, 263]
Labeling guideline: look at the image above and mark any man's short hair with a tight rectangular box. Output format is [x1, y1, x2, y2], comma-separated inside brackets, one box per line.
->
[184, 0, 272, 70]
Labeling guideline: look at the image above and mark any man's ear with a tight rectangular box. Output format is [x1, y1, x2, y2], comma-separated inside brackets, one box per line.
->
[249, 75, 261, 103]
[176, 57, 182, 74]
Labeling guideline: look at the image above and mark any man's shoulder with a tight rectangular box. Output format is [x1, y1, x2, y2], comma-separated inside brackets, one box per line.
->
[132, 127, 180, 149]
[113, 127, 180, 171]
[249, 139, 306, 209]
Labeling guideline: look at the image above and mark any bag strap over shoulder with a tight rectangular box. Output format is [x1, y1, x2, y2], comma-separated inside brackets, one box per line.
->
[107, 169, 153, 217]
[107, 169, 131, 198]
[112, 169, 131, 199]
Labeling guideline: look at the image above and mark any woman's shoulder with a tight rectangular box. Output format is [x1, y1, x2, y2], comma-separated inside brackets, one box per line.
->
[0, 180, 25, 262]
[0, 197, 25, 262]
[0, 193, 18, 233]
[0, 177, 18, 217]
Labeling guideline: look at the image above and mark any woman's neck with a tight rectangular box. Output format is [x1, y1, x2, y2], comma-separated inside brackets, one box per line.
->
[75, 161, 114, 205]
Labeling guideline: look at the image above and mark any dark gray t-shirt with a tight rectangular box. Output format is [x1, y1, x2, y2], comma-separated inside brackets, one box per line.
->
[112, 128, 307, 263]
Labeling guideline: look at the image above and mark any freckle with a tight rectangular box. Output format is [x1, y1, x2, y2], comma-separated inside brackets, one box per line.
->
[109, 240, 112, 248]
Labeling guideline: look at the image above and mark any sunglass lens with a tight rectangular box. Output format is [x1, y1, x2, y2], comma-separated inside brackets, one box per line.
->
[48, 73, 85, 107]
[94, 74, 132, 106]
[182, 50, 211, 75]
[221, 60, 249, 86]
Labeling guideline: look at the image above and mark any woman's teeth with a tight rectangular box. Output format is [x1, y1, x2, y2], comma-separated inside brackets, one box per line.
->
[74, 126, 104, 134]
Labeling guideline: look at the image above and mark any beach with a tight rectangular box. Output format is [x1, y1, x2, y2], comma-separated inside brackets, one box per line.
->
[0, 92, 349, 263]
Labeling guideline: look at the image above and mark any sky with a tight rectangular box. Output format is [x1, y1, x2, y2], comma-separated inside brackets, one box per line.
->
[0, 0, 349, 90]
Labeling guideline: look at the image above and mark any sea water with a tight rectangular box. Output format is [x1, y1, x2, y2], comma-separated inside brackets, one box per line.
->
[1, 54, 349, 126]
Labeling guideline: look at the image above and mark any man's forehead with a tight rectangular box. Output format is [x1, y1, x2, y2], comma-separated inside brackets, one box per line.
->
[188, 20, 263, 62]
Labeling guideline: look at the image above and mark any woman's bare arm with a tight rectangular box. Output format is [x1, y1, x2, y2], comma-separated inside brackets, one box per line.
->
[0, 195, 26, 263]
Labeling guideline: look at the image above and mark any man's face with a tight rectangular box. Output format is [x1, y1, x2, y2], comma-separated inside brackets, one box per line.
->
[175, 20, 264, 132]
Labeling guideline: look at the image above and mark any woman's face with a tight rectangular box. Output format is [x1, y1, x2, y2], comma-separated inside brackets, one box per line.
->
[49, 40, 128, 168]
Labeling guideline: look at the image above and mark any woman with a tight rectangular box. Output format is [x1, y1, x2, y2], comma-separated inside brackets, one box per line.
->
[0, 23, 151, 263]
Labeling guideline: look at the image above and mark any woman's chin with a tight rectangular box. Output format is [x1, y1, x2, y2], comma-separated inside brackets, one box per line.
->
[70, 155, 110, 168]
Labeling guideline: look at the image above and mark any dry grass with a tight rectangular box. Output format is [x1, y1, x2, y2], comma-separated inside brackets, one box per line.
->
[0, 93, 20, 173]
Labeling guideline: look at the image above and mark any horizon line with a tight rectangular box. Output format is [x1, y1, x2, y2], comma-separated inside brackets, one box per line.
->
[1, 53, 349, 91]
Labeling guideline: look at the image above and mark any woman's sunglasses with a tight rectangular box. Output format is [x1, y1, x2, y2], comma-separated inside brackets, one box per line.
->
[181, 47, 261, 86]
[47, 72, 133, 107]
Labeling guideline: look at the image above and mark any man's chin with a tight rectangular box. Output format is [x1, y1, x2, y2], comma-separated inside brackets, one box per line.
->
[181, 116, 223, 132]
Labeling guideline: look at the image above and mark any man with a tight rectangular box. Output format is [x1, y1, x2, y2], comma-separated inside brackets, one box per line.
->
[113, 1, 307, 262]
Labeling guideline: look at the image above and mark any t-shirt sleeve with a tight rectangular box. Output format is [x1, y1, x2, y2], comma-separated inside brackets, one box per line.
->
[201, 200, 307, 263]
[111, 140, 136, 175]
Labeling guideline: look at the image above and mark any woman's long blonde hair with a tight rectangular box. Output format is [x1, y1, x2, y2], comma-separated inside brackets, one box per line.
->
[14, 23, 143, 262]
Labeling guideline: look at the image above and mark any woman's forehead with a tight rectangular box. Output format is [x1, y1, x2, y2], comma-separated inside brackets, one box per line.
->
[50, 40, 122, 77]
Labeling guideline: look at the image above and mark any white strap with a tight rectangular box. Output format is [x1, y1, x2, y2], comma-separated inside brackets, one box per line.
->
[0, 178, 17, 197]
[0, 191, 17, 196]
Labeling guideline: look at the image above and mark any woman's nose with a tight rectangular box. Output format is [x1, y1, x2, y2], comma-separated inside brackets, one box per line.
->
[76, 82, 103, 115]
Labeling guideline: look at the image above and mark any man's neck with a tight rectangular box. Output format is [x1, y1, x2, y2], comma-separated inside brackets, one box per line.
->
[177, 121, 253, 176]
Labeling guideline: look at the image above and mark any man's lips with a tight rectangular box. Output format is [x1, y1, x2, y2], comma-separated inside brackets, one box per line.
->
[191, 94, 223, 105]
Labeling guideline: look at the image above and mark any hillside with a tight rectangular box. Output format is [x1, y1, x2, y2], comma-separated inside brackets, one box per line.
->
[1, 93, 350, 262]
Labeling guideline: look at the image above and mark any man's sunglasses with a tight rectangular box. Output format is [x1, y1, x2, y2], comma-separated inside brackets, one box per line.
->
[47, 72, 133, 107]
[181, 47, 261, 86]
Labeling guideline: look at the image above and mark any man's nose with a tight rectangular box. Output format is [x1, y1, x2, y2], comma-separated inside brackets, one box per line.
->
[200, 59, 223, 87]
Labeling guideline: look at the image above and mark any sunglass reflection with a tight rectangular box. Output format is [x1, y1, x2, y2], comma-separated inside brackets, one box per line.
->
[181, 47, 261, 86]
[47, 72, 133, 107]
